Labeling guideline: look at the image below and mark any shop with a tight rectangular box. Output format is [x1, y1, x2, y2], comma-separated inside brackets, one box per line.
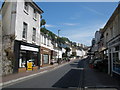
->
[40, 47, 51, 66]
[51, 50, 57, 60]
[14, 40, 40, 73]
[108, 35, 120, 75]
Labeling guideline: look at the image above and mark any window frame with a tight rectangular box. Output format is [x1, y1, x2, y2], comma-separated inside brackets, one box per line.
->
[22, 22, 28, 40]
[24, 2, 29, 12]
[32, 27, 36, 42]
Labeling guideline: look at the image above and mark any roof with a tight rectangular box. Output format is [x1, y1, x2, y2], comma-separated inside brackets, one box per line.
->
[1, 0, 44, 14]
[103, 3, 120, 31]
[30, 1, 44, 14]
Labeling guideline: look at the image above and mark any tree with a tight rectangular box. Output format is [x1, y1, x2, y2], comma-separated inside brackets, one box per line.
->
[40, 27, 48, 34]
[40, 19, 46, 27]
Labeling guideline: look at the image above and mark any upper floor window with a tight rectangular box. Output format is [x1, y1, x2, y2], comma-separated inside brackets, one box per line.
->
[33, 9, 37, 19]
[44, 37, 46, 45]
[22, 22, 27, 39]
[47, 39, 49, 46]
[41, 35, 43, 43]
[24, 2, 29, 12]
[106, 33, 108, 37]
[32, 28, 36, 42]
[115, 46, 119, 51]
[110, 27, 113, 38]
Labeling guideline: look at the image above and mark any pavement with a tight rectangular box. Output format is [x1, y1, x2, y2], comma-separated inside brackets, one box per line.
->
[83, 59, 120, 90]
[1, 58, 120, 90]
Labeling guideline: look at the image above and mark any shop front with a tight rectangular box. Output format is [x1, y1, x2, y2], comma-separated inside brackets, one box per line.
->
[108, 35, 120, 75]
[51, 50, 57, 60]
[40, 47, 51, 66]
[14, 40, 40, 73]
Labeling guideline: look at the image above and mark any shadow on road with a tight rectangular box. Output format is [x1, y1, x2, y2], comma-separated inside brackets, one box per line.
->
[52, 68, 82, 88]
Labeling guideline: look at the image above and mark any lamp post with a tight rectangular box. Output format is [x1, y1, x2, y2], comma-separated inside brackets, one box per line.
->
[58, 30, 60, 64]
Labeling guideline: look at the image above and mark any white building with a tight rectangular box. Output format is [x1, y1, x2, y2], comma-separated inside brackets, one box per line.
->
[2, 0, 43, 75]
[40, 33, 52, 66]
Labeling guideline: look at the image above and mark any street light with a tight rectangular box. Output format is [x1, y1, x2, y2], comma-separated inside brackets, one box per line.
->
[58, 30, 61, 64]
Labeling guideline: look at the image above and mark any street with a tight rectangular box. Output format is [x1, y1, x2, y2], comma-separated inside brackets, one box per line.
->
[2, 58, 120, 90]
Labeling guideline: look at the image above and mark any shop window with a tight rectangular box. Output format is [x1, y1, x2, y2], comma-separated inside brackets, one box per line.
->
[113, 52, 120, 73]
[27, 52, 38, 67]
[115, 46, 119, 51]
[19, 51, 38, 68]
[43, 54, 49, 64]
[19, 51, 27, 68]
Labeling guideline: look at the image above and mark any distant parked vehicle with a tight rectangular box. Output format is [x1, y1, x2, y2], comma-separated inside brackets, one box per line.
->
[50, 59, 57, 65]
[89, 59, 95, 69]
[93, 59, 102, 69]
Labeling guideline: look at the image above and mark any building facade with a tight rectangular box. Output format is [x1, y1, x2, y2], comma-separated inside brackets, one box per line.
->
[105, 4, 120, 75]
[2, 0, 43, 75]
[40, 32, 52, 66]
[90, 3, 120, 76]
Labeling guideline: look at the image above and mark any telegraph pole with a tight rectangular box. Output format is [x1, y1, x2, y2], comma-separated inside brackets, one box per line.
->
[58, 30, 60, 64]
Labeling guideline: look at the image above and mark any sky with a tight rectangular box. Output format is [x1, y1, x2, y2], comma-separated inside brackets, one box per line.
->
[0, 1, 118, 46]
[36, 2, 118, 46]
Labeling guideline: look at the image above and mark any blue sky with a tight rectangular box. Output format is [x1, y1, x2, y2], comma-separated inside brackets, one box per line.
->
[0, 1, 118, 46]
[36, 2, 118, 46]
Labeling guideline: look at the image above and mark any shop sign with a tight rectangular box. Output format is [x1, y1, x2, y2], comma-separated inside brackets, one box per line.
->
[43, 49, 49, 53]
[21, 45, 39, 52]
[27, 62, 33, 71]
[108, 37, 120, 46]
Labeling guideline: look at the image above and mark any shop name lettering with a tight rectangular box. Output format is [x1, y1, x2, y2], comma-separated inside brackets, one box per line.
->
[43, 50, 49, 53]
[109, 37, 120, 46]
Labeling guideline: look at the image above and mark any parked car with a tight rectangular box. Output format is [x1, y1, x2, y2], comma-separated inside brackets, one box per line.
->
[93, 59, 102, 69]
[89, 59, 95, 69]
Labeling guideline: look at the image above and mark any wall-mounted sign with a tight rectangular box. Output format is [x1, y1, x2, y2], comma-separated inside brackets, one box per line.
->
[43, 49, 49, 53]
[108, 36, 120, 46]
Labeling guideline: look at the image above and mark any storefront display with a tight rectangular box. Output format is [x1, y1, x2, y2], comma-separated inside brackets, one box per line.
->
[19, 50, 38, 69]
[108, 35, 120, 75]
[40, 47, 51, 66]
[113, 46, 120, 74]
[43, 54, 49, 64]
[14, 40, 40, 73]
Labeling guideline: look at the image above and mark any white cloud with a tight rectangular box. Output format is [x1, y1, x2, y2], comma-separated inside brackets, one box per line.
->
[82, 6, 105, 16]
[63, 23, 79, 26]
[45, 24, 55, 28]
